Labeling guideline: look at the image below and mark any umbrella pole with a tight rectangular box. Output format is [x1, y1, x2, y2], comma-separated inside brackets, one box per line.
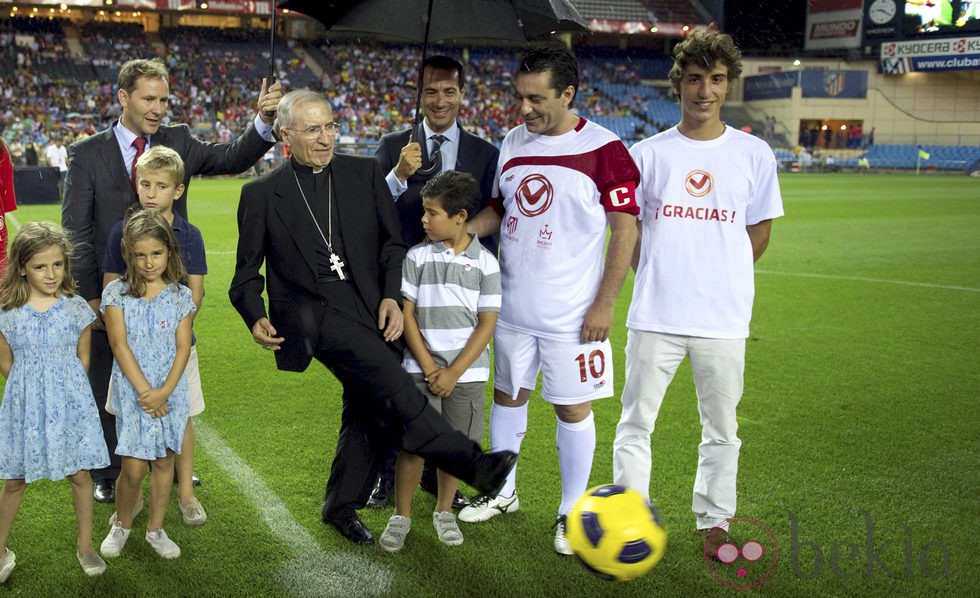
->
[269, 0, 277, 81]
[411, 0, 435, 143]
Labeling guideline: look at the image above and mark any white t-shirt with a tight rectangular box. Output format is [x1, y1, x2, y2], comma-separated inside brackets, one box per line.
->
[493, 117, 640, 340]
[45, 144, 67, 172]
[627, 126, 784, 339]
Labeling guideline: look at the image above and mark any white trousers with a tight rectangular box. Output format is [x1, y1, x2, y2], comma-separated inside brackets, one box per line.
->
[612, 330, 744, 530]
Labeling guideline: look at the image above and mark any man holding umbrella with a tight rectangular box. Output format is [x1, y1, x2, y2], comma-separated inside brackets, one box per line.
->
[369, 54, 500, 510]
[376, 55, 499, 255]
[62, 58, 282, 504]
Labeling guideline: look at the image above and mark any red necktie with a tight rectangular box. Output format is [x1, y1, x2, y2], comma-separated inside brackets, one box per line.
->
[130, 136, 147, 192]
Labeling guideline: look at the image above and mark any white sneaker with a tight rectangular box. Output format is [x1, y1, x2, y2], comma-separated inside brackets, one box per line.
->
[108, 496, 144, 527]
[432, 511, 464, 546]
[100, 524, 131, 558]
[145, 528, 181, 559]
[76, 551, 107, 576]
[458, 492, 519, 523]
[379, 515, 411, 553]
[179, 498, 207, 526]
[0, 548, 15, 583]
[553, 515, 573, 555]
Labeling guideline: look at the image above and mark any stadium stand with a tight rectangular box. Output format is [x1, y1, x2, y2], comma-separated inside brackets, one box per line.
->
[862, 144, 980, 171]
[572, 0, 654, 22]
[1, 12, 974, 174]
[643, 0, 709, 25]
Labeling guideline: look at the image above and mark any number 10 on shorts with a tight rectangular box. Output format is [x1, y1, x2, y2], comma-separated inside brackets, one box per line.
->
[575, 349, 606, 385]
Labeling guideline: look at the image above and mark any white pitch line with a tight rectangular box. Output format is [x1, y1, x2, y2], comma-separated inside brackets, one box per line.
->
[756, 269, 980, 293]
[5, 212, 21, 230]
[194, 419, 393, 597]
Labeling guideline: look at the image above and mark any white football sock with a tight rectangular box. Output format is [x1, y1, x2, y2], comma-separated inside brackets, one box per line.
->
[557, 411, 596, 515]
[489, 401, 527, 497]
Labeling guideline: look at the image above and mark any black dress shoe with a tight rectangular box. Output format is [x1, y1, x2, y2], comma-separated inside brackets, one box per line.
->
[452, 490, 470, 510]
[93, 479, 115, 503]
[420, 468, 469, 509]
[471, 451, 518, 497]
[419, 471, 438, 497]
[323, 512, 375, 545]
[366, 474, 393, 509]
[419, 480, 469, 510]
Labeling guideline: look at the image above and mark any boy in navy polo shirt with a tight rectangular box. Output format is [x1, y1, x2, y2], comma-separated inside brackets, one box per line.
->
[101, 146, 208, 528]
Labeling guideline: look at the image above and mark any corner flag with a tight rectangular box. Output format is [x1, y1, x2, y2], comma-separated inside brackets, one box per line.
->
[918, 149, 930, 160]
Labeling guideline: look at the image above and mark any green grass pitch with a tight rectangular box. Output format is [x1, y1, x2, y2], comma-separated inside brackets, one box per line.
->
[1, 172, 977, 596]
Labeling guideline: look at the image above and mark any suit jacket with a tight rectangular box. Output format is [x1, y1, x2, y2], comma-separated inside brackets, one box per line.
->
[375, 123, 499, 254]
[228, 155, 406, 373]
[62, 121, 273, 300]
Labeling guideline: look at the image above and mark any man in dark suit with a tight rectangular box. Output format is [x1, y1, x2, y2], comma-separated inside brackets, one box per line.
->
[228, 90, 515, 546]
[375, 55, 499, 256]
[62, 58, 281, 503]
[371, 55, 500, 508]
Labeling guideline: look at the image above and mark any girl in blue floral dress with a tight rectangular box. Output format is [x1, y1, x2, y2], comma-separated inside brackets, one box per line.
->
[98, 210, 195, 561]
[0, 222, 110, 582]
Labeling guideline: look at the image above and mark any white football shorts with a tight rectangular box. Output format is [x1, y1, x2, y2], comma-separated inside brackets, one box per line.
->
[493, 326, 614, 405]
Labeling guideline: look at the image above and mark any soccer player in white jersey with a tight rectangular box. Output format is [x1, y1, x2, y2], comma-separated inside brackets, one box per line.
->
[611, 30, 784, 560]
[462, 45, 640, 555]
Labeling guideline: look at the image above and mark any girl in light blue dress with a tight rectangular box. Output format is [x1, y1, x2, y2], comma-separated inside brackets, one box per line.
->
[98, 210, 195, 561]
[0, 222, 110, 582]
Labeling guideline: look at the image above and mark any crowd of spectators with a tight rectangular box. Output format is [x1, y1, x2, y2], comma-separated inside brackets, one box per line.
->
[1, 16, 669, 168]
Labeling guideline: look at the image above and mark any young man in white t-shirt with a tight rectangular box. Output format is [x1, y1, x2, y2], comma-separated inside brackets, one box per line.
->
[463, 45, 640, 555]
[44, 136, 68, 196]
[612, 30, 784, 559]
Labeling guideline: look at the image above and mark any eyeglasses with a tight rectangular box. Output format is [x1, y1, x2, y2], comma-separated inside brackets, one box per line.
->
[286, 122, 342, 139]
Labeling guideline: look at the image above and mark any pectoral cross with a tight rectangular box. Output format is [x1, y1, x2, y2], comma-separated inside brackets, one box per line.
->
[329, 252, 347, 280]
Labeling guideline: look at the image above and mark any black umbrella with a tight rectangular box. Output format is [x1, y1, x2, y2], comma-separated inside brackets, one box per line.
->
[273, 0, 589, 164]
[277, 0, 589, 44]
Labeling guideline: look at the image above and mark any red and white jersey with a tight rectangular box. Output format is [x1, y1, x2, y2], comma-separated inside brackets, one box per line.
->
[627, 126, 784, 339]
[492, 118, 639, 340]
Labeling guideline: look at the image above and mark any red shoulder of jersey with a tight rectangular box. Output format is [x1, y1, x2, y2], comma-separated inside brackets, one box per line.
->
[595, 140, 640, 215]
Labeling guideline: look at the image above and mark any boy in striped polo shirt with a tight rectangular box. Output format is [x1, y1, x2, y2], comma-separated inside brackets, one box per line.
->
[379, 170, 501, 552]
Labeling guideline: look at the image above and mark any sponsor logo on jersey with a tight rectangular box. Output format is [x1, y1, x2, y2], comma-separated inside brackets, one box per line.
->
[685, 170, 713, 197]
[515, 173, 554, 217]
[537, 224, 554, 249]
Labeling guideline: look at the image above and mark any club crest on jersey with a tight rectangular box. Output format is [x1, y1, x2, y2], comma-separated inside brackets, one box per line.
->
[506, 216, 519, 235]
[515, 173, 554, 217]
[685, 170, 713, 197]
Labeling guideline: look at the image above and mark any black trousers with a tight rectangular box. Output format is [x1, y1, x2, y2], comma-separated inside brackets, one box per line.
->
[89, 328, 122, 482]
[314, 283, 483, 517]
